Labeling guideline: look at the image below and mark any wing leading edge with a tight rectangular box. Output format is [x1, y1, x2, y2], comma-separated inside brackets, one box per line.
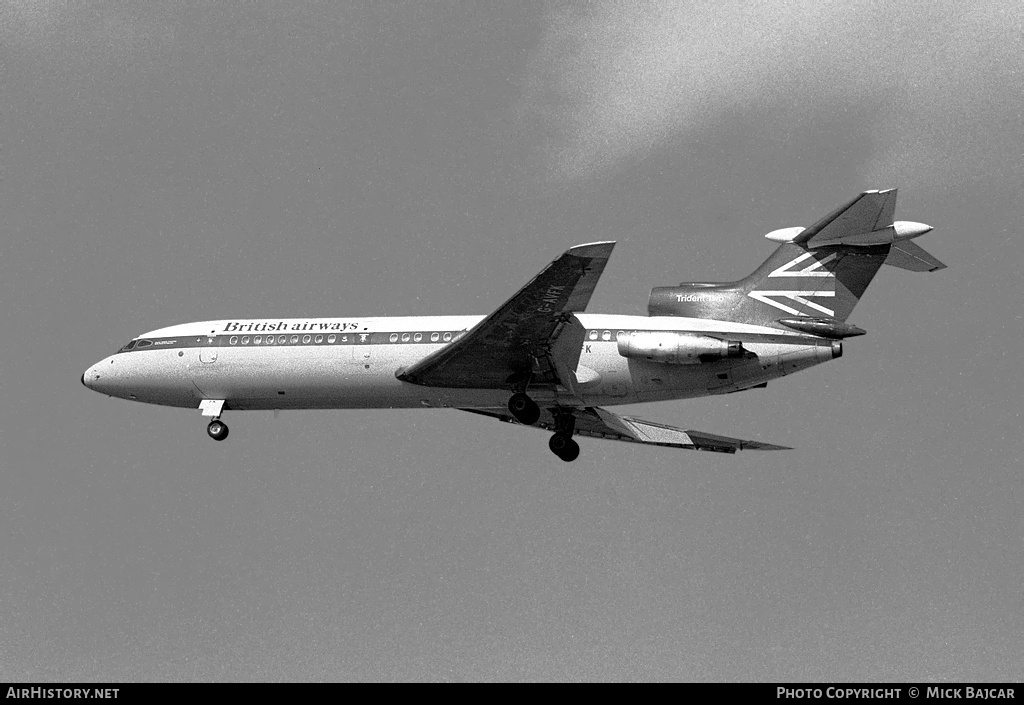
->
[460, 406, 789, 454]
[397, 242, 615, 389]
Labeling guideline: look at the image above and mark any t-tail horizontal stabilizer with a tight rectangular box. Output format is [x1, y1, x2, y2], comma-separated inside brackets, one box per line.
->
[884, 241, 947, 272]
[460, 406, 789, 453]
[771, 189, 934, 249]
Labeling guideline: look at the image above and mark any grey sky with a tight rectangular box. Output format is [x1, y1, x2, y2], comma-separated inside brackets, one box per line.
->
[2, 1, 1022, 681]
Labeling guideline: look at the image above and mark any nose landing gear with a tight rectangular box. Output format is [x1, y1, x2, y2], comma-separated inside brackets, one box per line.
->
[207, 419, 229, 441]
[199, 399, 229, 441]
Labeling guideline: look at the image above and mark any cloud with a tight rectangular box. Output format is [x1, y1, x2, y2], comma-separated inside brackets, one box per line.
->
[0, 0, 64, 45]
[0, 1, 177, 66]
[516, 1, 1023, 186]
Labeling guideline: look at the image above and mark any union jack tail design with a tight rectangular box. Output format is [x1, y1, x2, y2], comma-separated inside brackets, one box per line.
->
[648, 242, 890, 327]
[741, 243, 889, 323]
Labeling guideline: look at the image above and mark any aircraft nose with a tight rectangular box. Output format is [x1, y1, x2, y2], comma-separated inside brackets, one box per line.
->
[81, 364, 100, 390]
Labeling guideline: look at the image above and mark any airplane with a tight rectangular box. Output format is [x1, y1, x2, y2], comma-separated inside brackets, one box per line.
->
[82, 189, 944, 461]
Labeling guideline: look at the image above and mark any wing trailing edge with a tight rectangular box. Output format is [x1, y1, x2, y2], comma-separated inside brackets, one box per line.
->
[460, 406, 789, 454]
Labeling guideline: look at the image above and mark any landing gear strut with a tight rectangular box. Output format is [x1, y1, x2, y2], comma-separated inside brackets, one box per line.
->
[207, 419, 229, 441]
[507, 392, 540, 426]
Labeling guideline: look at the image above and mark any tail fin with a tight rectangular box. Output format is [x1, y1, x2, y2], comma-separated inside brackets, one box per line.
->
[648, 190, 942, 328]
[649, 243, 890, 325]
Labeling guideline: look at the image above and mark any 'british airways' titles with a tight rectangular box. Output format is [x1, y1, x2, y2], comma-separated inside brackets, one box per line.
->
[223, 321, 360, 333]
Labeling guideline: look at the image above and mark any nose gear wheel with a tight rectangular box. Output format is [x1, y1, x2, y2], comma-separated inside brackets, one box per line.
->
[207, 419, 229, 441]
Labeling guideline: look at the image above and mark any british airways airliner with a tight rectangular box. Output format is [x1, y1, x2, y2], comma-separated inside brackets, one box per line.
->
[82, 190, 943, 461]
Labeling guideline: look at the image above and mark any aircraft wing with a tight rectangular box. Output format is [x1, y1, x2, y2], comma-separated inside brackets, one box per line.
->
[397, 242, 615, 389]
[460, 406, 790, 453]
[793, 189, 897, 246]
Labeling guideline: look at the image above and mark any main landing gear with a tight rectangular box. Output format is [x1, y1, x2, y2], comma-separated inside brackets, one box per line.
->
[507, 391, 581, 461]
[207, 419, 229, 441]
[507, 392, 540, 426]
[548, 406, 579, 462]
[548, 432, 580, 462]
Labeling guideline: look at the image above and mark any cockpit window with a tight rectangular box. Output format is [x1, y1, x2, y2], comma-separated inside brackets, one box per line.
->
[119, 340, 137, 352]
[136, 340, 153, 348]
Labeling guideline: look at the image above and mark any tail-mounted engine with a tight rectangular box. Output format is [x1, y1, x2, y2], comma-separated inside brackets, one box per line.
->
[617, 331, 743, 365]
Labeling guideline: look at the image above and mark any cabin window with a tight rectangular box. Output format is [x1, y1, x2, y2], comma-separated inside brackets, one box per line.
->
[229, 336, 238, 345]
[254, 336, 262, 344]
[588, 330, 598, 340]
[602, 330, 611, 341]
[617, 330, 625, 340]
[278, 335, 287, 344]
[413, 333, 422, 342]
[241, 336, 249, 344]
[328, 334, 336, 343]
[401, 333, 410, 342]
[302, 335, 311, 344]
[431, 332, 439, 342]
[136, 340, 153, 348]
[443, 332, 452, 342]
[315, 335, 323, 343]
[290, 335, 299, 344]
[390, 333, 399, 343]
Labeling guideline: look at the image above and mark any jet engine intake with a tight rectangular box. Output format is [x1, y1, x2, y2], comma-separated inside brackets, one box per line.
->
[617, 332, 742, 365]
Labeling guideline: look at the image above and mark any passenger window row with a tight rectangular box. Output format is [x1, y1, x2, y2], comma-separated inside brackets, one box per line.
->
[388, 332, 453, 344]
[224, 331, 460, 346]
[228, 333, 340, 346]
[587, 330, 626, 341]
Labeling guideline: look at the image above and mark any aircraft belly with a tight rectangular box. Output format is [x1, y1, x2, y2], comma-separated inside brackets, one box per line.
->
[572, 340, 711, 405]
[569, 338, 834, 403]
[575, 342, 630, 402]
[706, 342, 833, 393]
[192, 346, 398, 407]
[186, 344, 517, 410]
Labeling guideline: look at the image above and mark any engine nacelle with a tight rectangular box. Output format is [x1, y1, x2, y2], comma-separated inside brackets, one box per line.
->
[617, 332, 743, 365]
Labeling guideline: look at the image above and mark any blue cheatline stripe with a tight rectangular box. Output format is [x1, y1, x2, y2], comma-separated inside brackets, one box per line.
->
[117, 328, 832, 354]
[118, 331, 468, 353]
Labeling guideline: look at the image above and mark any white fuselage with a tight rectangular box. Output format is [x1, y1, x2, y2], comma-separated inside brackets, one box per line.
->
[82, 313, 836, 411]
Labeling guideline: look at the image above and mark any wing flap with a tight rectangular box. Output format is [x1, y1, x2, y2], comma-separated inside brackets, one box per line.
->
[460, 406, 789, 453]
[398, 242, 615, 388]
